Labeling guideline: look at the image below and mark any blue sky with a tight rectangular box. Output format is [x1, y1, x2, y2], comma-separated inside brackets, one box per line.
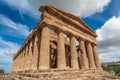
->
[0, 0, 120, 73]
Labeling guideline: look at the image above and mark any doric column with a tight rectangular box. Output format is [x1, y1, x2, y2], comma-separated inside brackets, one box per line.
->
[86, 42, 96, 69]
[33, 32, 39, 70]
[93, 44, 101, 69]
[70, 36, 79, 69]
[25, 45, 27, 70]
[25, 44, 29, 70]
[57, 31, 66, 69]
[39, 26, 50, 70]
[80, 40, 89, 69]
[78, 50, 82, 69]
[23, 48, 26, 71]
[29, 40, 33, 70]
[66, 45, 70, 68]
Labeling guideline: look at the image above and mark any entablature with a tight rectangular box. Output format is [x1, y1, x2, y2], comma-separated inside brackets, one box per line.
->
[40, 6, 97, 37]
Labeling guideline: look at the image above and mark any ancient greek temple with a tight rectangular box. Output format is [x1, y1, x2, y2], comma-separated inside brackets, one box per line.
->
[10, 5, 112, 80]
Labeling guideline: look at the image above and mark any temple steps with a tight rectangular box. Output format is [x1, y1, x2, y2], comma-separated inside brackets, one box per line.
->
[9, 69, 120, 80]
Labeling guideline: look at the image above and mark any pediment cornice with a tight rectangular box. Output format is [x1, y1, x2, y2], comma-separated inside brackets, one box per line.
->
[40, 5, 97, 37]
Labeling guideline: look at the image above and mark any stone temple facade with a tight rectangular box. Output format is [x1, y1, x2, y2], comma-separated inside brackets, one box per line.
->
[10, 6, 119, 80]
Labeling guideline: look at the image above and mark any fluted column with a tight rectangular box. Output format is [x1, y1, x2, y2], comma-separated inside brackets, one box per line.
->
[25, 45, 28, 70]
[33, 32, 39, 70]
[86, 42, 96, 69]
[80, 40, 89, 69]
[57, 32, 66, 69]
[39, 26, 50, 70]
[66, 45, 70, 68]
[93, 45, 101, 69]
[25, 44, 29, 70]
[19, 50, 23, 70]
[29, 40, 33, 70]
[70, 36, 79, 69]
[78, 49, 82, 69]
[23, 48, 26, 71]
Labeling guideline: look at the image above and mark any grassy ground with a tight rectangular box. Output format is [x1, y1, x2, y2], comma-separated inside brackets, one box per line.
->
[0, 75, 13, 80]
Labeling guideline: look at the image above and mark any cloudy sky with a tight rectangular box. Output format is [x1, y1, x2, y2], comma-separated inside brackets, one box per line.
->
[0, 0, 120, 73]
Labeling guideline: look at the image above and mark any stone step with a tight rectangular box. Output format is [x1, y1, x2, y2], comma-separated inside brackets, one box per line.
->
[9, 69, 120, 80]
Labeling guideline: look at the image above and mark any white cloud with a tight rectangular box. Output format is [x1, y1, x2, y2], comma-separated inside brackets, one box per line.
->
[2, 0, 40, 19]
[3, 0, 29, 13]
[0, 37, 18, 72]
[0, 14, 31, 37]
[3, 0, 111, 17]
[29, 0, 111, 17]
[3, 0, 29, 9]
[0, 37, 20, 56]
[96, 16, 120, 62]
[99, 50, 120, 62]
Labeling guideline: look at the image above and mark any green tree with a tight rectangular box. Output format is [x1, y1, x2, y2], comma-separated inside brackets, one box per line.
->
[0, 69, 4, 74]
[103, 65, 120, 77]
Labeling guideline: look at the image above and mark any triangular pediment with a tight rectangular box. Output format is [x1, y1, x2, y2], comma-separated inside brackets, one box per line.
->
[40, 5, 97, 37]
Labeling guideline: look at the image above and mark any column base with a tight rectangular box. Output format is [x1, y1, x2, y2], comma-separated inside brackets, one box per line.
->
[39, 66, 50, 71]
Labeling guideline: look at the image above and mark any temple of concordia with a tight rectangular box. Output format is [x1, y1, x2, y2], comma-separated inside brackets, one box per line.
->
[10, 5, 119, 80]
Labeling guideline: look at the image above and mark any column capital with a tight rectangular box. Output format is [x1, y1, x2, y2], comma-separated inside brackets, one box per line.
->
[91, 43, 98, 47]
[34, 30, 40, 35]
[78, 37, 86, 42]
[67, 34, 74, 38]
[29, 37, 34, 42]
[85, 40, 91, 45]
[55, 29, 64, 34]
[38, 22, 51, 30]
